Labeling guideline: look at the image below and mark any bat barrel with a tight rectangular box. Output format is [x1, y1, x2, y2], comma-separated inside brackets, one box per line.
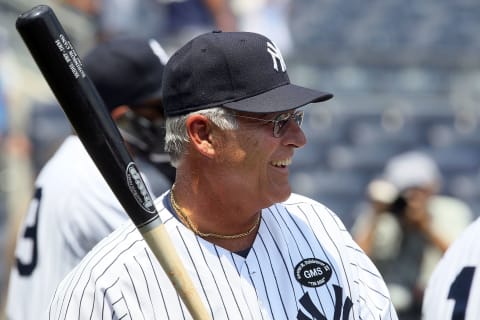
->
[16, 5, 159, 228]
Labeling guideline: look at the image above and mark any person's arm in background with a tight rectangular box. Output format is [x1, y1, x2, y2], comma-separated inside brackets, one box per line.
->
[353, 179, 398, 256]
[402, 187, 450, 253]
[203, 0, 237, 31]
[417, 221, 449, 253]
[354, 201, 389, 256]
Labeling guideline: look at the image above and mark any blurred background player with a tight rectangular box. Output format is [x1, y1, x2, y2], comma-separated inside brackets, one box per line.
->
[352, 150, 473, 319]
[93, 0, 237, 54]
[422, 215, 480, 320]
[4, 35, 173, 320]
[159, 0, 237, 52]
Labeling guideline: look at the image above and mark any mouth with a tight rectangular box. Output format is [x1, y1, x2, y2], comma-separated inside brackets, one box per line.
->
[271, 158, 292, 168]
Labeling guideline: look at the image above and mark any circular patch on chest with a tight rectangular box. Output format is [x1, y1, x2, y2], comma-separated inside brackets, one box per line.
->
[294, 258, 332, 288]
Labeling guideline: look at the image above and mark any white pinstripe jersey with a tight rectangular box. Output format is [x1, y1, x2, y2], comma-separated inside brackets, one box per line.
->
[6, 136, 126, 320]
[422, 217, 480, 320]
[49, 192, 398, 320]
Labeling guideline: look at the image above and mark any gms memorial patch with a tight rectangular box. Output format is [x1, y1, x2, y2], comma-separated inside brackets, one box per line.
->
[294, 258, 332, 288]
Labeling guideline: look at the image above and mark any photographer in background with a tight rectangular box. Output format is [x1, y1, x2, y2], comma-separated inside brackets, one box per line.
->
[352, 151, 473, 320]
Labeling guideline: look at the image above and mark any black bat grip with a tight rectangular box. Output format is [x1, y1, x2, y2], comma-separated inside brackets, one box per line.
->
[16, 5, 160, 228]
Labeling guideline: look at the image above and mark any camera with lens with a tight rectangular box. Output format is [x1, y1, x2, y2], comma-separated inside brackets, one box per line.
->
[388, 194, 408, 217]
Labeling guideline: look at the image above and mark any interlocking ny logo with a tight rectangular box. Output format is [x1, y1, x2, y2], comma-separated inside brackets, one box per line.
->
[267, 41, 286, 72]
[297, 285, 352, 320]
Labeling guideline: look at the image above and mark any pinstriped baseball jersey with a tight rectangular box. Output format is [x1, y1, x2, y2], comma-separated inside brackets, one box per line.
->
[49, 192, 398, 319]
[422, 217, 480, 320]
[6, 136, 127, 320]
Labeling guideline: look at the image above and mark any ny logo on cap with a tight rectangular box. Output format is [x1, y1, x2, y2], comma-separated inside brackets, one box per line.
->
[267, 41, 286, 72]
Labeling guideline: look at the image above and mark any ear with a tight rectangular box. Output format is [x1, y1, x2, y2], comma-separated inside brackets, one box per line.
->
[186, 114, 215, 158]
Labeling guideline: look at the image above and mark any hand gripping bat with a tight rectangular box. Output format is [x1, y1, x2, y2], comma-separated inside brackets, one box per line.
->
[16, 5, 210, 319]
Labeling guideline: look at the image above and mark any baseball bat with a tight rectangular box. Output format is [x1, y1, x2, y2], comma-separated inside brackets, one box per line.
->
[16, 5, 210, 319]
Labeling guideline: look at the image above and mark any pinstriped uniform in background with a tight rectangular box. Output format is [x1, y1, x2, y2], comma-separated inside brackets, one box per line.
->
[422, 217, 480, 320]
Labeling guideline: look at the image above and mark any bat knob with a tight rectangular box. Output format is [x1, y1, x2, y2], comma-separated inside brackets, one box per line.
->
[16, 5, 52, 29]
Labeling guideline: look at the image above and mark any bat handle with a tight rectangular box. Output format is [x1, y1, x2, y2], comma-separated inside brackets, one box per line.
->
[142, 224, 212, 319]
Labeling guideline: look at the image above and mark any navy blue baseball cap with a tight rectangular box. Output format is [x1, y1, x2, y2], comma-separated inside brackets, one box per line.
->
[84, 36, 168, 112]
[162, 31, 333, 117]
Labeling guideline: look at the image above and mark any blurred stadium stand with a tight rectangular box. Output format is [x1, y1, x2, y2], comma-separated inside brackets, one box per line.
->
[1, 0, 480, 231]
[286, 0, 480, 228]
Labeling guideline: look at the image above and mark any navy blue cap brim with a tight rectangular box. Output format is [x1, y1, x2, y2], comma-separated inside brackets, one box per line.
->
[222, 83, 333, 113]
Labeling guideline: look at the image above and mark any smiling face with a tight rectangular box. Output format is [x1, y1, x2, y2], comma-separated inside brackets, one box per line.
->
[213, 109, 307, 207]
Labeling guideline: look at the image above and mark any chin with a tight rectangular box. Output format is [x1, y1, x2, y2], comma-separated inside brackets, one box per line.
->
[262, 181, 291, 205]
[275, 186, 292, 203]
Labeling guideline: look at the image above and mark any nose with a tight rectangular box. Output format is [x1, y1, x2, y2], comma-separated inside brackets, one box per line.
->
[283, 119, 307, 148]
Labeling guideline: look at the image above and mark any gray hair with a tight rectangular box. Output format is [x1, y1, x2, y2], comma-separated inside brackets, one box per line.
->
[165, 107, 238, 167]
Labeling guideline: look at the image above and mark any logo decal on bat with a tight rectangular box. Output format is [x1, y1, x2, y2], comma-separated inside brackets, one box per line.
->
[126, 162, 156, 214]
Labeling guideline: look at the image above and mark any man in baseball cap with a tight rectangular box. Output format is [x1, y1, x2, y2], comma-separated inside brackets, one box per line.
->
[84, 36, 175, 185]
[48, 31, 397, 319]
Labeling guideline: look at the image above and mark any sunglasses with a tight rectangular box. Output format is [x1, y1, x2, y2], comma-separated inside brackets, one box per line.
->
[235, 110, 304, 138]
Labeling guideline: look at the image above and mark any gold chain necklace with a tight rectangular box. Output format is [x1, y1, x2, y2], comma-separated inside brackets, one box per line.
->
[170, 186, 261, 239]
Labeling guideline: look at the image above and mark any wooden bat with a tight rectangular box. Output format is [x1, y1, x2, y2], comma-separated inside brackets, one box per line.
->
[15, 5, 210, 319]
